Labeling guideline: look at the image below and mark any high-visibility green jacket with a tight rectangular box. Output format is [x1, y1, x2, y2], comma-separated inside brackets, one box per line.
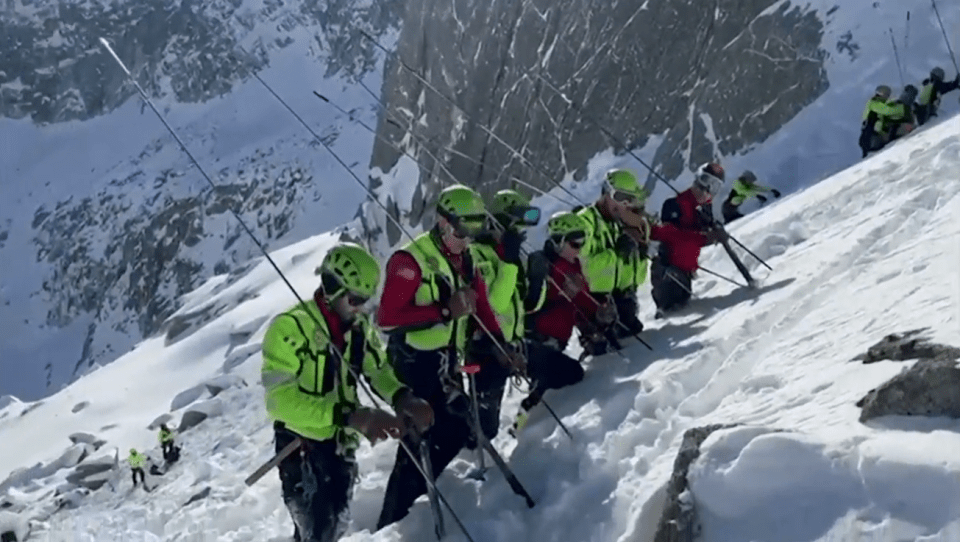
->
[158, 428, 174, 444]
[729, 178, 774, 206]
[472, 240, 533, 342]
[128, 451, 145, 469]
[862, 96, 897, 123]
[261, 300, 405, 446]
[398, 232, 475, 351]
[874, 100, 914, 134]
[578, 204, 648, 293]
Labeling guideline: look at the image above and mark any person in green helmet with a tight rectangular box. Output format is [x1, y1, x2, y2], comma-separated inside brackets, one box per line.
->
[870, 85, 919, 152]
[261, 242, 433, 542]
[158, 423, 179, 463]
[511, 211, 604, 435]
[127, 448, 147, 488]
[859, 85, 897, 158]
[469, 188, 545, 441]
[916, 67, 960, 126]
[375, 184, 519, 530]
[577, 168, 652, 348]
[721, 170, 781, 224]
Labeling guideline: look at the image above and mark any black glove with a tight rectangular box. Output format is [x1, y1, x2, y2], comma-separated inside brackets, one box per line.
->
[501, 229, 525, 264]
[771, 189, 782, 198]
[615, 233, 639, 257]
[757, 195, 768, 204]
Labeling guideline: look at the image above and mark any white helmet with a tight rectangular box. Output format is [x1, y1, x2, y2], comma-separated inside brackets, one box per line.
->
[693, 162, 725, 195]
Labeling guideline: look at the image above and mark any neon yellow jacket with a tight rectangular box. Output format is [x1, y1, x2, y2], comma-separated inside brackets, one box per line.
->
[578, 205, 648, 293]
[729, 178, 774, 206]
[472, 241, 524, 342]
[261, 300, 405, 445]
[158, 428, 174, 444]
[128, 451, 145, 469]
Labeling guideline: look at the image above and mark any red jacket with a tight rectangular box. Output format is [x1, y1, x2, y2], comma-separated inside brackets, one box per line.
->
[654, 189, 712, 273]
[377, 247, 502, 337]
[530, 254, 598, 345]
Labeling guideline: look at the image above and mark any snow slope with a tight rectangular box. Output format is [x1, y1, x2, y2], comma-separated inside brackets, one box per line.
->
[1, 112, 958, 541]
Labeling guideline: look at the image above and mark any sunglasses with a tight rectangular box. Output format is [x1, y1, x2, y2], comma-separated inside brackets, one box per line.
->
[451, 215, 487, 238]
[612, 190, 640, 205]
[567, 239, 585, 250]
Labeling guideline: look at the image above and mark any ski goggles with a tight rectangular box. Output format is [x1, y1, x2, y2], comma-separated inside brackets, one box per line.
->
[552, 232, 586, 249]
[612, 190, 643, 206]
[451, 214, 487, 238]
[694, 172, 723, 195]
[502, 205, 541, 227]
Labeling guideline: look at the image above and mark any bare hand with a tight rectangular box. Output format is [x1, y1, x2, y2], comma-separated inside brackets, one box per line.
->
[348, 408, 404, 444]
[447, 287, 478, 319]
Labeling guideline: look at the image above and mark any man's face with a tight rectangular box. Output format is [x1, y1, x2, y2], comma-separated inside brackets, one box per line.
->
[439, 215, 485, 254]
[331, 290, 368, 322]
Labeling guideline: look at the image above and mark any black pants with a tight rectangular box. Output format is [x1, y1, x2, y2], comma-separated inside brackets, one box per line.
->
[161, 441, 175, 459]
[858, 125, 875, 158]
[611, 289, 643, 337]
[722, 200, 743, 224]
[131, 467, 145, 486]
[472, 356, 511, 441]
[377, 338, 473, 530]
[275, 424, 357, 542]
[523, 340, 585, 408]
[650, 258, 692, 313]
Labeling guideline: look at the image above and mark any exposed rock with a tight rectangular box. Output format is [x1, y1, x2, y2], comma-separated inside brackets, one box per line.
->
[367, 0, 828, 245]
[852, 329, 960, 364]
[70, 401, 90, 413]
[67, 432, 106, 450]
[203, 375, 247, 397]
[54, 487, 90, 510]
[854, 332, 960, 422]
[858, 359, 960, 422]
[183, 486, 212, 507]
[178, 398, 224, 432]
[170, 385, 209, 412]
[653, 424, 735, 542]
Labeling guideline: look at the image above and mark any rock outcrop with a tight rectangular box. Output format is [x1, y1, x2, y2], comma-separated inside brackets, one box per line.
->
[366, 0, 828, 244]
[855, 331, 960, 422]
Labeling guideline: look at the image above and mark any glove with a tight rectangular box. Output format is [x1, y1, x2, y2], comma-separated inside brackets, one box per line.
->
[615, 232, 639, 257]
[494, 342, 527, 375]
[527, 250, 549, 278]
[347, 408, 404, 444]
[595, 301, 617, 326]
[501, 229, 525, 264]
[771, 189, 781, 198]
[394, 389, 434, 434]
[756, 195, 768, 204]
[446, 287, 477, 319]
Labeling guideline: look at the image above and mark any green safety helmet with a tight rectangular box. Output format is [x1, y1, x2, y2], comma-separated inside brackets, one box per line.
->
[130, 448, 137, 455]
[547, 211, 588, 240]
[874, 85, 892, 100]
[316, 242, 380, 300]
[490, 189, 540, 226]
[436, 184, 487, 236]
[605, 169, 648, 201]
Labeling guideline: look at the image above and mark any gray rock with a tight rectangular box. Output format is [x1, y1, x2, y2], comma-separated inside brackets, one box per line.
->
[203, 375, 247, 397]
[170, 385, 209, 411]
[852, 329, 960, 364]
[67, 432, 106, 450]
[858, 359, 960, 422]
[367, 0, 828, 245]
[70, 401, 90, 413]
[222, 342, 261, 373]
[177, 397, 224, 432]
[653, 424, 735, 542]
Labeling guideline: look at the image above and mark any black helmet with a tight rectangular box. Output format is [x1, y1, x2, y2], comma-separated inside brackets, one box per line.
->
[931, 67, 946, 81]
[900, 84, 918, 103]
[740, 170, 757, 183]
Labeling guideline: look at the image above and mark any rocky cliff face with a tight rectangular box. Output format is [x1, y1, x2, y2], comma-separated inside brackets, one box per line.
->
[0, 0, 403, 123]
[0, 0, 403, 398]
[366, 0, 828, 244]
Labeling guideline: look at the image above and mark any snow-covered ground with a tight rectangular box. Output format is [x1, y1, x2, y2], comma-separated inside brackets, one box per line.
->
[1, 111, 957, 541]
